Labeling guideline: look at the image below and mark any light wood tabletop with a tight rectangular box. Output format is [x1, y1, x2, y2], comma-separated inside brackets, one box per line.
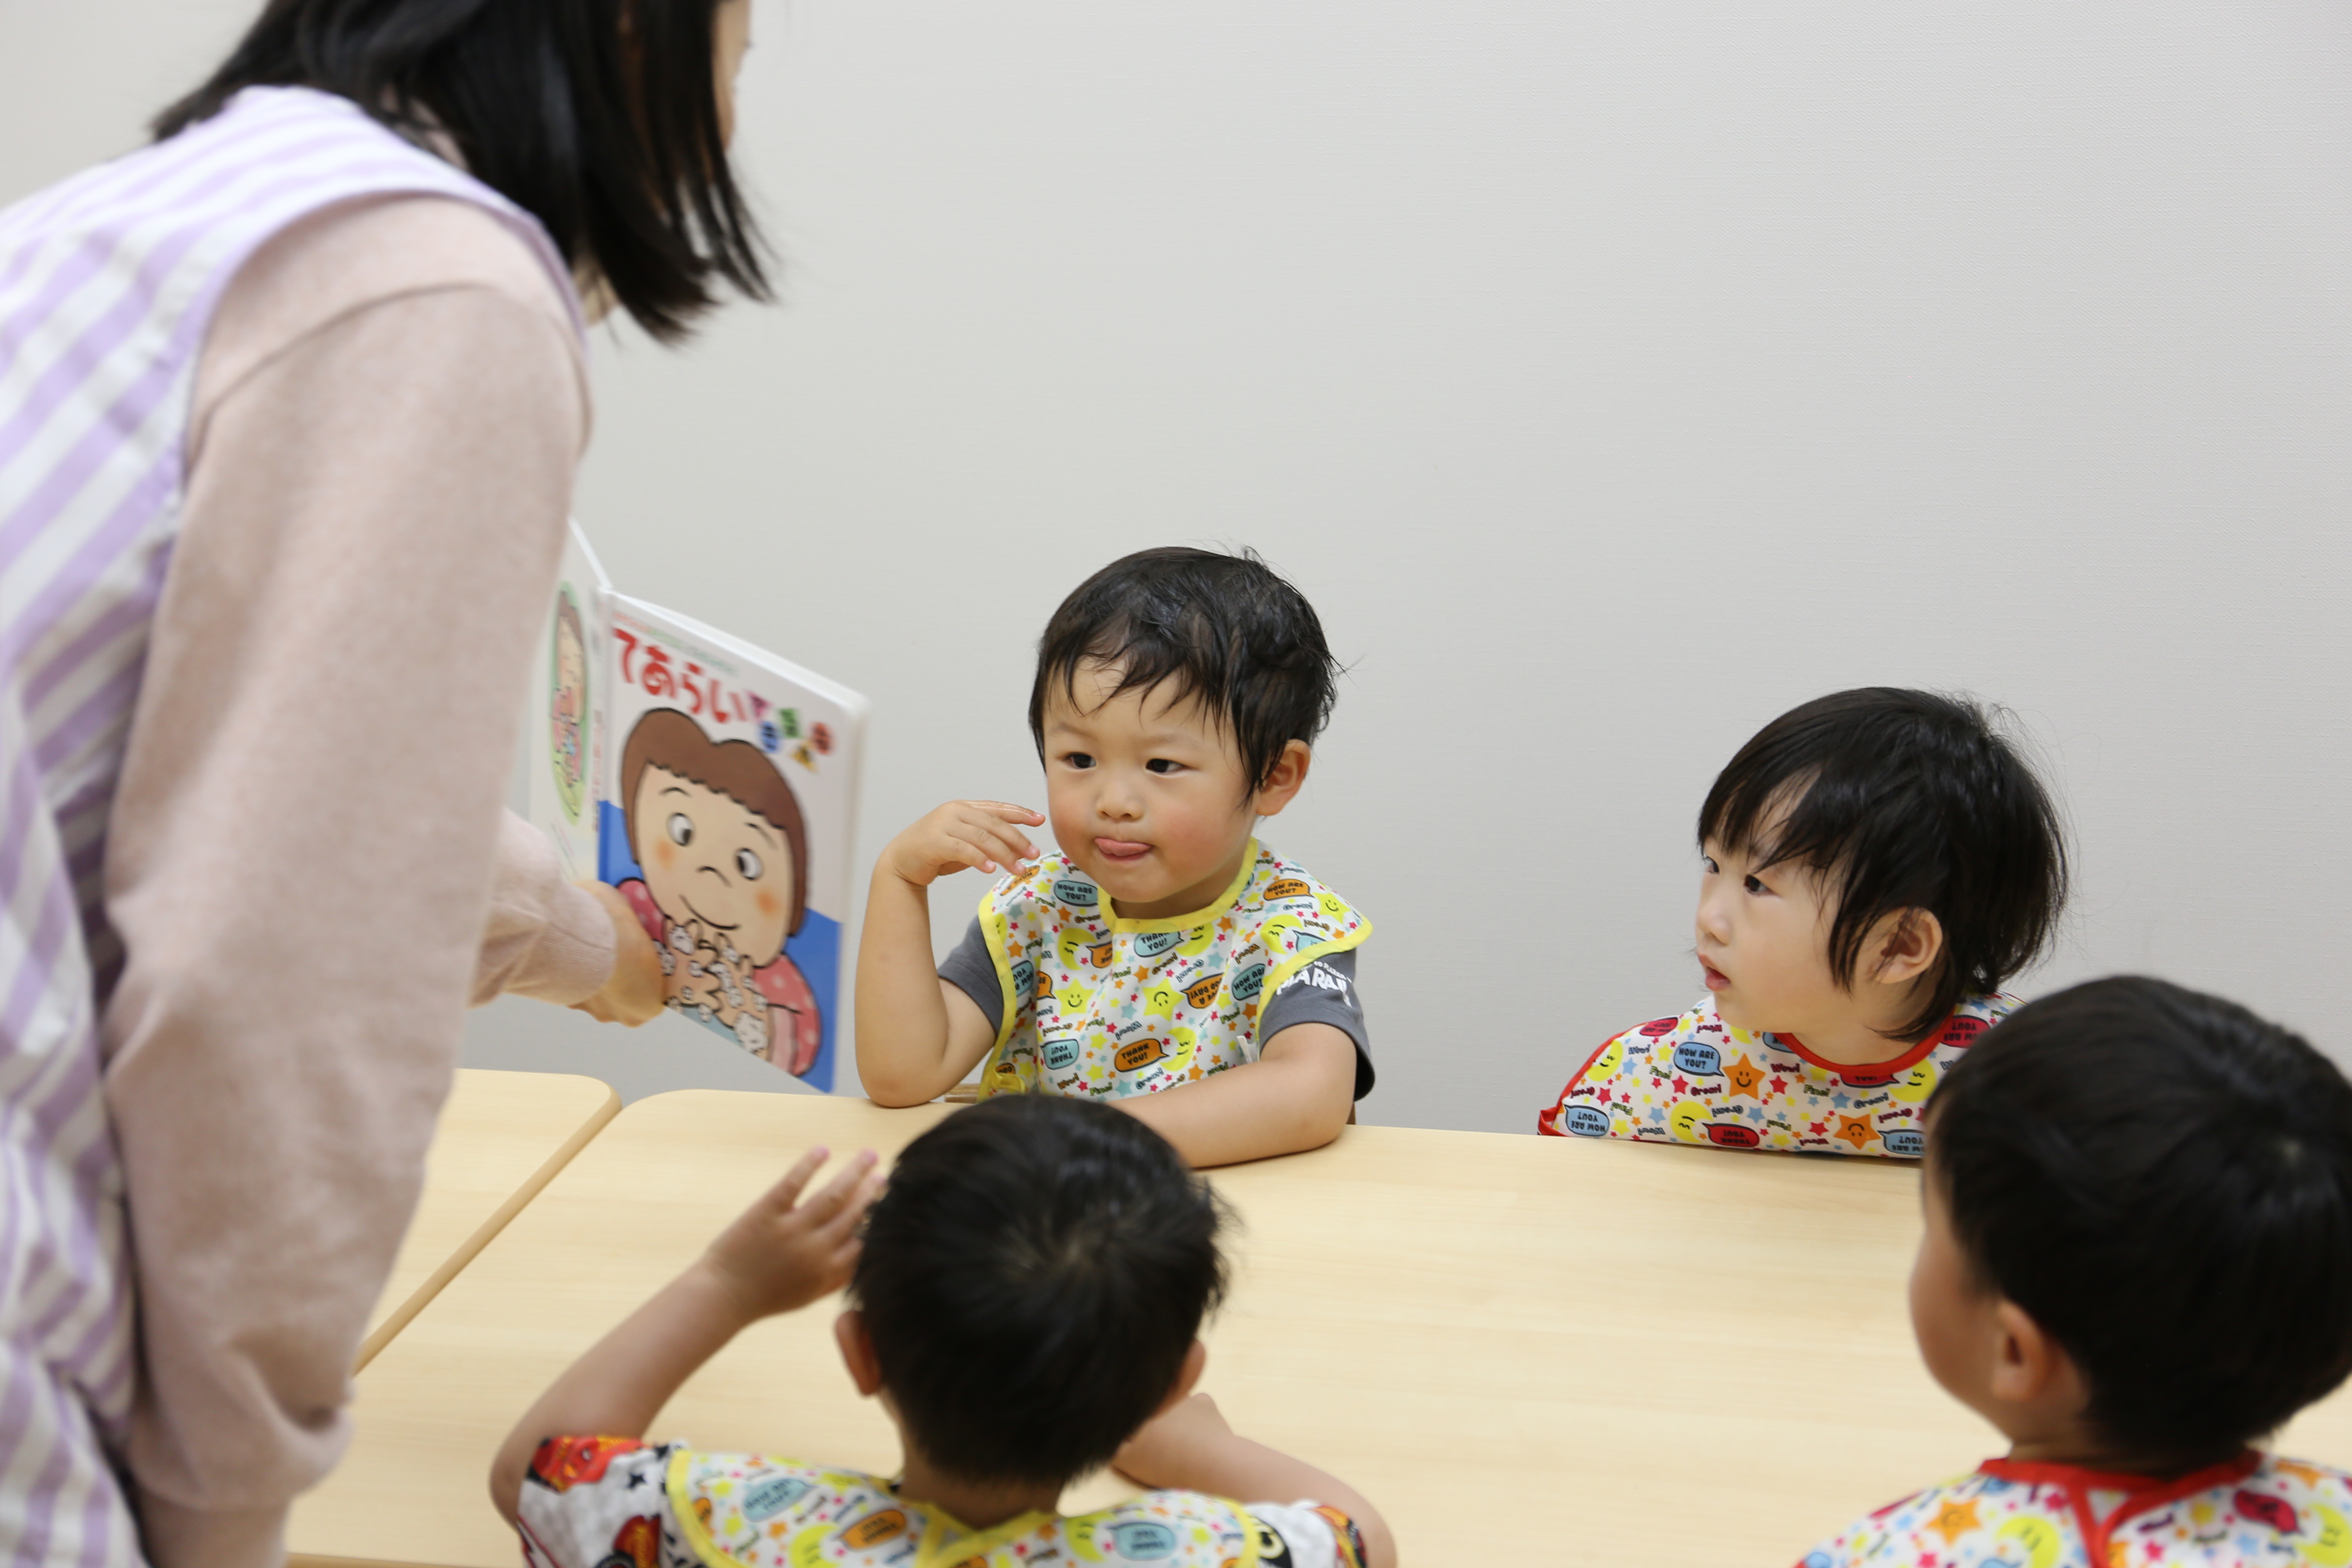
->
[289, 1089, 2352, 1568]
[356, 1069, 622, 1370]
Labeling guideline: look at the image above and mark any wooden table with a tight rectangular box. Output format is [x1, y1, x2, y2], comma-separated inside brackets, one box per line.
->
[356, 1069, 622, 1369]
[289, 1090, 2352, 1567]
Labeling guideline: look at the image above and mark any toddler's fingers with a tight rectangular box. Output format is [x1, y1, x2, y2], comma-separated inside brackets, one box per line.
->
[760, 1147, 829, 1212]
[796, 1149, 878, 1225]
[979, 801, 1047, 827]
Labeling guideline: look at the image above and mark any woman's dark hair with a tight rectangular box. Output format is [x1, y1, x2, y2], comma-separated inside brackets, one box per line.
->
[852, 1096, 1228, 1486]
[1931, 977, 2352, 1470]
[1030, 547, 1341, 794]
[1698, 688, 2067, 1040]
[153, 0, 769, 342]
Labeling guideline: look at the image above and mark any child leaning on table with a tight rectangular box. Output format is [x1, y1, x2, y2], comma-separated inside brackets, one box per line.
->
[1539, 687, 2066, 1156]
[856, 547, 1372, 1168]
[1801, 975, 2352, 1567]
[490, 1095, 1392, 1568]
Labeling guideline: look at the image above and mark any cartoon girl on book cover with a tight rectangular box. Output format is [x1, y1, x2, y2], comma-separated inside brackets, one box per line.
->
[549, 589, 589, 823]
[612, 707, 822, 1077]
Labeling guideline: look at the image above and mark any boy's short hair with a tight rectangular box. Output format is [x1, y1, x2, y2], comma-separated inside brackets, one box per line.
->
[1029, 547, 1341, 793]
[1697, 688, 2067, 1040]
[1932, 977, 2352, 1469]
[851, 1096, 1229, 1487]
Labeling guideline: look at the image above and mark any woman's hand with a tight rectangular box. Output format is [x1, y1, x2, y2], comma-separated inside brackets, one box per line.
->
[571, 879, 666, 1025]
[698, 1147, 885, 1321]
[879, 800, 1045, 888]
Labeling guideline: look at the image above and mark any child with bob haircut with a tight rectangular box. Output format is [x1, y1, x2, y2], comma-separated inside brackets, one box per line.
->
[491, 1095, 1392, 1568]
[1801, 975, 2352, 1565]
[1540, 687, 2067, 1156]
[858, 547, 1373, 1168]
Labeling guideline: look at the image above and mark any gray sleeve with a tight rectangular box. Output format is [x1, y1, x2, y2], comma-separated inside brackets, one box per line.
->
[938, 916, 1010, 1033]
[1262, 946, 1374, 1101]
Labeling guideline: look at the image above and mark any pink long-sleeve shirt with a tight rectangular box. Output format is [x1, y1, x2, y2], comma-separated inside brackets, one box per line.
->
[101, 190, 612, 1568]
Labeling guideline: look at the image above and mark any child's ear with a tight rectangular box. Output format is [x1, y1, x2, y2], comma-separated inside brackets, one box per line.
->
[1987, 1298, 2085, 1412]
[1871, 909, 1945, 986]
[1251, 741, 1313, 818]
[834, 1310, 884, 1396]
[1149, 1340, 1209, 1419]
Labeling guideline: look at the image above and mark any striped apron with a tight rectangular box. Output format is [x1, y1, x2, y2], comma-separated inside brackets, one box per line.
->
[0, 86, 575, 1565]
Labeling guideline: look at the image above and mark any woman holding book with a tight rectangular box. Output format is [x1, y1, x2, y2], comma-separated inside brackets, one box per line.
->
[0, 3, 763, 1562]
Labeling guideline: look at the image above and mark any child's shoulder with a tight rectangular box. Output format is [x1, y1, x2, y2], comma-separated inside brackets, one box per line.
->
[1232, 843, 1369, 954]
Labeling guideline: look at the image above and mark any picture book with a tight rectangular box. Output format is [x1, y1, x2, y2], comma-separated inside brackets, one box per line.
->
[524, 521, 867, 1091]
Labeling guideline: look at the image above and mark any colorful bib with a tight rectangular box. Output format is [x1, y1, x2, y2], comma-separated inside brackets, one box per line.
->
[517, 1436, 1365, 1568]
[1537, 993, 2013, 1155]
[973, 842, 1369, 1101]
[1802, 1452, 2352, 1568]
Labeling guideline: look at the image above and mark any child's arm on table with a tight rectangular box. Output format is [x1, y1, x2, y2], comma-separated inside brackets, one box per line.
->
[488, 1147, 884, 1524]
[856, 800, 1044, 1107]
[1116, 1023, 1356, 1168]
[1116, 1393, 1395, 1568]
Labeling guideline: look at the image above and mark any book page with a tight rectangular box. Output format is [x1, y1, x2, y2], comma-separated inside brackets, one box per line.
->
[595, 594, 867, 1092]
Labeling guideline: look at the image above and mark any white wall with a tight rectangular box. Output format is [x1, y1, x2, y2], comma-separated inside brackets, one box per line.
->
[7, 2, 2349, 1131]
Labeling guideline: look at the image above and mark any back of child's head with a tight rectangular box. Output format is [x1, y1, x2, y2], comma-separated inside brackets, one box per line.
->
[1029, 546, 1341, 792]
[851, 1095, 1228, 1487]
[1931, 976, 2352, 1468]
[1698, 687, 2067, 1038]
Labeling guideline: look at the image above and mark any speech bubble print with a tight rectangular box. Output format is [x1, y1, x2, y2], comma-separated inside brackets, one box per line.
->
[1115, 1038, 1167, 1073]
[1133, 929, 1182, 958]
[1262, 878, 1311, 901]
[1704, 1122, 1761, 1148]
[1044, 1039, 1081, 1071]
[1891, 1058, 1939, 1104]
[1182, 972, 1224, 1009]
[1101, 1520, 1178, 1560]
[1669, 1099, 1711, 1143]
[1561, 1104, 1611, 1138]
[1230, 963, 1267, 1002]
[1638, 1017, 1681, 1039]
[742, 1476, 811, 1522]
[2236, 1491, 2300, 1536]
[1881, 1128, 1925, 1158]
[1586, 1038, 1626, 1081]
[1009, 958, 1036, 996]
[1052, 879, 1099, 907]
[1838, 1066, 1899, 1088]
[839, 1510, 907, 1550]
[1673, 1041, 1723, 1076]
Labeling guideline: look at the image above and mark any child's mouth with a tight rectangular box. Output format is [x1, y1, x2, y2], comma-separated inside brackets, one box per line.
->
[1701, 960, 1730, 991]
[1094, 838, 1152, 864]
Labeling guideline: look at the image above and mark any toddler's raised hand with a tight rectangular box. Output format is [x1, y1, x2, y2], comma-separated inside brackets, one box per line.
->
[880, 800, 1045, 887]
[699, 1147, 883, 1321]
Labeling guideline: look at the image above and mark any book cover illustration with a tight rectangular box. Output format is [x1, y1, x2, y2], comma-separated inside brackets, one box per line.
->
[526, 523, 867, 1091]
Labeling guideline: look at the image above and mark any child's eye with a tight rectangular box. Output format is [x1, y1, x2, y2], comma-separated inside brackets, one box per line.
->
[1744, 873, 1770, 896]
[1145, 758, 1183, 775]
[735, 848, 763, 880]
[1063, 752, 1095, 770]
[668, 813, 694, 846]
[1701, 855, 1720, 875]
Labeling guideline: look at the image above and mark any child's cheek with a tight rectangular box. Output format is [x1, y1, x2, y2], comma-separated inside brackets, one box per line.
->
[653, 840, 677, 871]
[755, 888, 779, 919]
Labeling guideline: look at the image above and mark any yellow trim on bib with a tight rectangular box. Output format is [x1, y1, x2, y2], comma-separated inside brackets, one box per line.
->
[910, 1503, 1060, 1566]
[1260, 916, 1374, 1014]
[665, 1448, 749, 1568]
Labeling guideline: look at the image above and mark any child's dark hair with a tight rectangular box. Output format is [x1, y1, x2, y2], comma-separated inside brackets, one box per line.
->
[851, 1096, 1228, 1487]
[1698, 688, 2067, 1040]
[1029, 547, 1341, 793]
[1932, 977, 2352, 1470]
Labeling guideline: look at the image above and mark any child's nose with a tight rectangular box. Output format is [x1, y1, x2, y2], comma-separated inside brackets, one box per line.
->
[1695, 885, 1732, 943]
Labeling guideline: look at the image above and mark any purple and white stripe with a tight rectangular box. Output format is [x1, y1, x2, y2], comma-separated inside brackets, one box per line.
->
[0, 87, 573, 1565]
